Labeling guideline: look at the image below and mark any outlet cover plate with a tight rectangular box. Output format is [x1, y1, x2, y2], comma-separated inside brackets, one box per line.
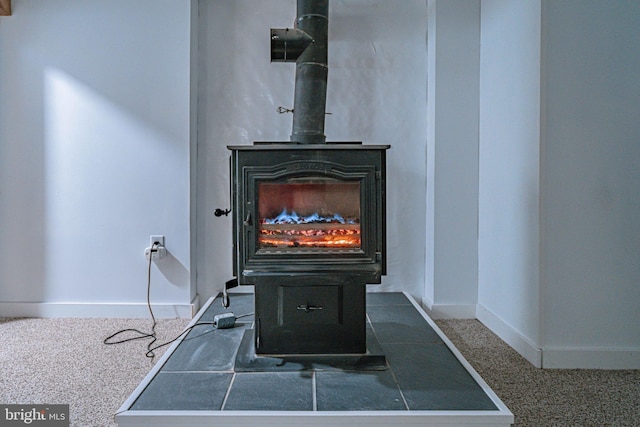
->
[150, 235, 165, 247]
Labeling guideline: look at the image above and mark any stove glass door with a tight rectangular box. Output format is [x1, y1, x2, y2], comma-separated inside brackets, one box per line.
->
[258, 178, 361, 249]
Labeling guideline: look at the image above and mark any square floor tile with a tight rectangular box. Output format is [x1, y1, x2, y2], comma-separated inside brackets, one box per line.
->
[383, 342, 497, 411]
[162, 323, 247, 372]
[131, 372, 232, 410]
[368, 305, 443, 344]
[367, 292, 412, 306]
[316, 370, 407, 411]
[223, 372, 314, 411]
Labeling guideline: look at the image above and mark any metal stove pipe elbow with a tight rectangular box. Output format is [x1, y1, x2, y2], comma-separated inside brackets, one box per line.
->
[271, 0, 329, 145]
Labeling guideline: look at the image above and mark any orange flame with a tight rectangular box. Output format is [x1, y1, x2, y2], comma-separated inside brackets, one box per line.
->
[259, 227, 361, 248]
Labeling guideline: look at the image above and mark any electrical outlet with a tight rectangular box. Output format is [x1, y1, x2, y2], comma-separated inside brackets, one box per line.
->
[150, 235, 165, 247]
[145, 235, 167, 261]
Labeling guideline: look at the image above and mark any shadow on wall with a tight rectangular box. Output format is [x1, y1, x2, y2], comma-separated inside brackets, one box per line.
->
[155, 250, 190, 288]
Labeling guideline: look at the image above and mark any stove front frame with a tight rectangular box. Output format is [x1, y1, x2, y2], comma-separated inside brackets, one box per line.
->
[229, 143, 388, 284]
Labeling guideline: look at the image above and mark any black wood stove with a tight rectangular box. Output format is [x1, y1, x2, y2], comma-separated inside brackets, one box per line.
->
[228, 143, 388, 355]
[225, 0, 389, 358]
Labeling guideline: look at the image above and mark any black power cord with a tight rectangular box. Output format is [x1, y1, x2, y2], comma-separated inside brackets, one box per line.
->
[104, 241, 253, 360]
[143, 310, 253, 358]
[104, 242, 160, 359]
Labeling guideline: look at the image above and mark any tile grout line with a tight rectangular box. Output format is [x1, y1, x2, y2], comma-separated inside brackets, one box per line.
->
[312, 371, 317, 411]
[386, 363, 410, 411]
[368, 311, 410, 411]
[220, 372, 236, 410]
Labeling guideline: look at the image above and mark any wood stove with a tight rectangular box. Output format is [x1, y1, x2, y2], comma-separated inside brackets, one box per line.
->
[228, 143, 388, 355]
[223, 0, 389, 358]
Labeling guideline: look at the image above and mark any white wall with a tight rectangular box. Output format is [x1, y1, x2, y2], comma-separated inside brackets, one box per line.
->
[477, 0, 543, 365]
[424, 0, 480, 318]
[0, 0, 195, 317]
[540, 0, 640, 368]
[195, 0, 428, 302]
[477, 0, 640, 369]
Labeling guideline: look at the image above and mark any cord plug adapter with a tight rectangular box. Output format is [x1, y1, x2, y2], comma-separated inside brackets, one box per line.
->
[213, 313, 236, 329]
[144, 245, 167, 261]
[144, 236, 167, 261]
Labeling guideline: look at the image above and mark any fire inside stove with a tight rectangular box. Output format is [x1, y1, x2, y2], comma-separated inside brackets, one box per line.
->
[258, 180, 361, 249]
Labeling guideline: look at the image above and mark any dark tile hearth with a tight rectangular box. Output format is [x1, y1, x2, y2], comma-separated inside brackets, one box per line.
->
[120, 292, 512, 426]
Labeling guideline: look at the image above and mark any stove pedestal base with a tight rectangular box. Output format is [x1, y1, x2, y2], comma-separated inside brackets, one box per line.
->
[234, 328, 388, 372]
[254, 280, 368, 355]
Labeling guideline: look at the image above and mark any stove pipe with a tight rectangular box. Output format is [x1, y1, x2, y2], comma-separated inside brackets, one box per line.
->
[271, 0, 328, 144]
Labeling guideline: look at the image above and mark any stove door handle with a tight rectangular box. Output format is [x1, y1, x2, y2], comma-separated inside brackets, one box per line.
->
[297, 304, 323, 313]
[243, 212, 252, 226]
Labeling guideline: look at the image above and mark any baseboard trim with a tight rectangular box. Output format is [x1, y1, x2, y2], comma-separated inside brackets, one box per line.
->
[420, 297, 477, 319]
[542, 347, 640, 369]
[476, 303, 543, 368]
[0, 300, 197, 319]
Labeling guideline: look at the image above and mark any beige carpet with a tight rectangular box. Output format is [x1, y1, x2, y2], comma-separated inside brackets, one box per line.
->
[0, 317, 189, 427]
[435, 319, 640, 426]
[1, 316, 638, 426]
